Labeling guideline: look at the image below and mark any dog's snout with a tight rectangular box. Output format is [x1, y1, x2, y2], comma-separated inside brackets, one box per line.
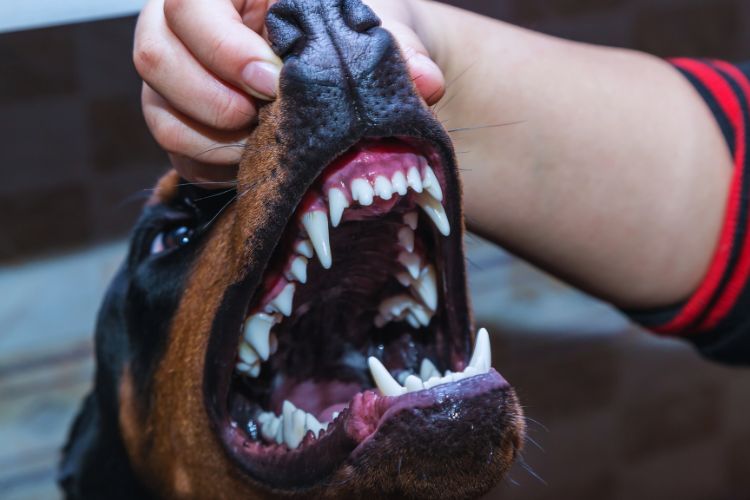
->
[265, 0, 428, 164]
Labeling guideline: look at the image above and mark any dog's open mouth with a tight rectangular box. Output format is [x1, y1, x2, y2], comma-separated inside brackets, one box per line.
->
[213, 137, 511, 487]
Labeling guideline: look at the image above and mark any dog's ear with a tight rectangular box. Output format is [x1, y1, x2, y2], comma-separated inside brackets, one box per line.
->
[59, 393, 150, 499]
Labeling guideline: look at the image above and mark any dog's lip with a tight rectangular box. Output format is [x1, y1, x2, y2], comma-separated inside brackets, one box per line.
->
[221, 371, 509, 489]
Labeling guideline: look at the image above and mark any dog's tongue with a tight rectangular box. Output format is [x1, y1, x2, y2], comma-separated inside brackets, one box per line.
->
[269, 379, 361, 419]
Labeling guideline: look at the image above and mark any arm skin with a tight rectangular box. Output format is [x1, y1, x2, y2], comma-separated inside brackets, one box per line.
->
[134, 0, 733, 312]
[411, 1, 732, 310]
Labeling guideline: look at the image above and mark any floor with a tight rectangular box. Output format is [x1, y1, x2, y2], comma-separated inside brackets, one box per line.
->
[1, 237, 747, 499]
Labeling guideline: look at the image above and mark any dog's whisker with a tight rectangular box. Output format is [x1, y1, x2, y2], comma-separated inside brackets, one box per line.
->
[193, 188, 237, 202]
[193, 143, 248, 158]
[448, 121, 525, 134]
[516, 455, 547, 486]
[522, 416, 550, 433]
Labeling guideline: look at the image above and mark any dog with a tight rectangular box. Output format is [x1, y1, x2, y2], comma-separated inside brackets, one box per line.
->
[59, 0, 525, 497]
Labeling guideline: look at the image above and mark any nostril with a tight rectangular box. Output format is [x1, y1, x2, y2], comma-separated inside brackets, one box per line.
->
[341, 0, 380, 33]
[266, 6, 306, 59]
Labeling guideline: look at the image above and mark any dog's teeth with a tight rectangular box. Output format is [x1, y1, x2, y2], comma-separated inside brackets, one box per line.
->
[304, 412, 326, 438]
[406, 166, 423, 193]
[395, 272, 413, 287]
[270, 283, 295, 317]
[238, 342, 261, 377]
[403, 374, 424, 392]
[403, 211, 418, 230]
[302, 211, 332, 269]
[374, 176, 393, 200]
[391, 171, 408, 196]
[282, 400, 307, 449]
[468, 327, 491, 372]
[258, 412, 282, 442]
[351, 178, 374, 206]
[409, 304, 432, 327]
[288, 256, 308, 284]
[236, 361, 259, 378]
[367, 357, 406, 397]
[378, 294, 415, 318]
[415, 192, 450, 237]
[398, 226, 415, 252]
[328, 188, 349, 227]
[295, 240, 314, 259]
[398, 251, 421, 280]
[405, 314, 420, 329]
[420, 358, 439, 381]
[412, 264, 438, 311]
[421, 165, 443, 202]
[243, 313, 276, 361]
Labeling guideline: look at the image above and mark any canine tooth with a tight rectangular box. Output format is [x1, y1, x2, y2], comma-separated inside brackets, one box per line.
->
[420, 358, 439, 381]
[351, 178, 374, 206]
[398, 251, 421, 280]
[391, 171, 408, 195]
[302, 211, 332, 269]
[403, 212, 418, 230]
[406, 167, 423, 193]
[412, 264, 438, 311]
[396, 272, 413, 287]
[270, 283, 295, 317]
[239, 342, 260, 366]
[421, 166, 443, 202]
[468, 328, 491, 373]
[368, 357, 406, 397]
[295, 240, 314, 259]
[415, 192, 450, 237]
[404, 375, 424, 392]
[282, 400, 306, 449]
[244, 313, 275, 361]
[398, 227, 415, 252]
[288, 256, 308, 284]
[328, 188, 348, 227]
[374, 176, 393, 200]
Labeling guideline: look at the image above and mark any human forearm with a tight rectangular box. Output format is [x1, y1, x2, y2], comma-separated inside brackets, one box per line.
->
[415, 1, 732, 309]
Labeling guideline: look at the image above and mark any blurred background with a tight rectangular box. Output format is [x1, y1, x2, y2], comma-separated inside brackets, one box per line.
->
[1, 0, 749, 498]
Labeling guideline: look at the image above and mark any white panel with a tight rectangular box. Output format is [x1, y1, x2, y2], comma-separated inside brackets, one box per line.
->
[0, 0, 146, 33]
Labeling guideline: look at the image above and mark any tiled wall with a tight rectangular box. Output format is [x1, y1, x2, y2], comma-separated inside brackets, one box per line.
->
[1, 0, 750, 262]
[0, 17, 166, 263]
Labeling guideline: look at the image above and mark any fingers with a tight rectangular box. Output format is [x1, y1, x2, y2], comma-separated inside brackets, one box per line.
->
[366, 0, 445, 104]
[142, 84, 247, 183]
[134, 0, 258, 131]
[169, 154, 239, 187]
[382, 19, 445, 104]
[164, 0, 283, 100]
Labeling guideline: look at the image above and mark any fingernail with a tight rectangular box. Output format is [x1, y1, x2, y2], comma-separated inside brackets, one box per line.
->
[242, 61, 281, 100]
[410, 52, 441, 78]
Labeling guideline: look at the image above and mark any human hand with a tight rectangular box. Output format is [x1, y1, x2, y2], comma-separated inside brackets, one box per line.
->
[133, 0, 445, 185]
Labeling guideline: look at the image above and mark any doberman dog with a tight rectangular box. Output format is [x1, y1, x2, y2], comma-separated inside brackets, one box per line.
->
[59, 0, 525, 497]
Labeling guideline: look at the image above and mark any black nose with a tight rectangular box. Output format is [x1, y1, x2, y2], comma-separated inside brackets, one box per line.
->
[267, 0, 389, 88]
[266, 0, 427, 159]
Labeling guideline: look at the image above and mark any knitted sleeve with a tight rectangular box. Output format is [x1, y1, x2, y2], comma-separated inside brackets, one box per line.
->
[627, 59, 750, 364]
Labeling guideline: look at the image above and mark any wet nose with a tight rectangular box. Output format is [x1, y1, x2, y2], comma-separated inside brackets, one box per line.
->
[267, 0, 390, 88]
[266, 0, 424, 141]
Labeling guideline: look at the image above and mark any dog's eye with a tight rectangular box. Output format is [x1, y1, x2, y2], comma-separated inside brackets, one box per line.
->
[150, 225, 194, 255]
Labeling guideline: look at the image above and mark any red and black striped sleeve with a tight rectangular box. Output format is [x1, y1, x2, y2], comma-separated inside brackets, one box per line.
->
[627, 59, 750, 364]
